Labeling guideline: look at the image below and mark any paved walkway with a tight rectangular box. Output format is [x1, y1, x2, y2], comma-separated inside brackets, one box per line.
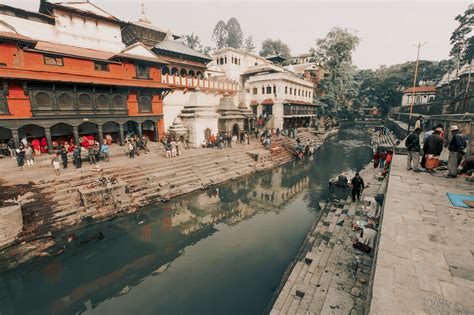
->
[370, 154, 474, 314]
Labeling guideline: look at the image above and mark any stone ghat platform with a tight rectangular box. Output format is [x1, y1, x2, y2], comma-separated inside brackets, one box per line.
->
[270, 164, 385, 315]
[0, 130, 328, 269]
[369, 154, 474, 314]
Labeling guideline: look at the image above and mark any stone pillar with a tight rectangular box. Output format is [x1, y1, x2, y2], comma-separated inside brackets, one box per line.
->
[73, 126, 80, 146]
[11, 129, 19, 148]
[153, 122, 159, 142]
[137, 123, 143, 138]
[45, 127, 53, 153]
[119, 124, 124, 146]
[97, 125, 104, 146]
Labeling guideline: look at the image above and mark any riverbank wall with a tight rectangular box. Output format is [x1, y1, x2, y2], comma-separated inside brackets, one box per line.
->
[269, 161, 387, 314]
[0, 129, 331, 268]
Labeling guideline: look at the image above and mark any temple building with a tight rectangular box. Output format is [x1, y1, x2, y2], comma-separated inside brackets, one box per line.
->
[209, 48, 319, 130]
[0, 1, 238, 151]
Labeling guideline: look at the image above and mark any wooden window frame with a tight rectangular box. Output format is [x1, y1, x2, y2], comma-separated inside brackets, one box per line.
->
[44, 55, 64, 66]
[94, 61, 110, 72]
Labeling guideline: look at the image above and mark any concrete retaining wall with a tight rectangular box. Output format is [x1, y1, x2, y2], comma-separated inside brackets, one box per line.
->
[0, 205, 23, 248]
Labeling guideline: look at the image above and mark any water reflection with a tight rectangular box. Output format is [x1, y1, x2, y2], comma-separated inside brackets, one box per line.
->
[0, 126, 372, 315]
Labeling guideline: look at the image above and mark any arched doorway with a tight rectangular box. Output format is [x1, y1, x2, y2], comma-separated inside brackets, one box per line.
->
[0, 126, 12, 155]
[180, 68, 188, 77]
[125, 120, 139, 137]
[232, 123, 239, 136]
[103, 121, 120, 144]
[188, 70, 195, 78]
[161, 66, 170, 76]
[0, 126, 12, 141]
[50, 123, 73, 146]
[78, 122, 98, 146]
[171, 67, 179, 76]
[142, 120, 157, 141]
[19, 124, 47, 153]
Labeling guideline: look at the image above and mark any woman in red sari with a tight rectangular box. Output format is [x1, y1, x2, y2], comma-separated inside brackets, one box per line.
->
[40, 137, 48, 153]
[31, 138, 41, 156]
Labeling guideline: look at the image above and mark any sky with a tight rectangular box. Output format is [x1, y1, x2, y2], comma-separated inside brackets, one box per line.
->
[1, 0, 471, 69]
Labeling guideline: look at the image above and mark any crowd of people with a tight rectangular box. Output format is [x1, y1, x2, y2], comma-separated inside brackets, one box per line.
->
[162, 136, 185, 158]
[405, 123, 468, 178]
[201, 132, 251, 149]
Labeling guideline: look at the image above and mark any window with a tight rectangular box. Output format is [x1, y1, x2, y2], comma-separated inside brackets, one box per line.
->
[285, 86, 288, 94]
[136, 64, 150, 79]
[138, 91, 153, 112]
[253, 87, 258, 95]
[273, 85, 276, 94]
[262, 86, 265, 94]
[224, 56, 227, 64]
[231, 56, 234, 64]
[44, 55, 63, 66]
[0, 93, 9, 114]
[94, 62, 109, 71]
[415, 95, 421, 104]
[290, 87, 293, 94]
[245, 88, 250, 93]
[266, 86, 272, 94]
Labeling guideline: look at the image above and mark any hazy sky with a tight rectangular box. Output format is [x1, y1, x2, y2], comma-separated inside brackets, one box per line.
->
[1, 0, 470, 69]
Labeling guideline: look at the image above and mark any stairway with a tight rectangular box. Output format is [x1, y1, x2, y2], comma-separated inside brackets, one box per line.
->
[271, 198, 373, 315]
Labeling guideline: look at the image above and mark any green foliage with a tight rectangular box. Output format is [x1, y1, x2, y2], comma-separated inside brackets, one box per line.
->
[259, 39, 291, 60]
[312, 27, 360, 110]
[226, 18, 244, 49]
[353, 60, 455, 115]
[212, 20, 228, 50]
[244, 36, 256, 53]
[179, 33, 212, 55]
[450, 4, 474, 63]
[212, 18, 245, 50]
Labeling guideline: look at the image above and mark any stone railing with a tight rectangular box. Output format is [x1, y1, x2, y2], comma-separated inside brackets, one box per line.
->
[398, 101, 444, 115]
[161, 75, 239, 92]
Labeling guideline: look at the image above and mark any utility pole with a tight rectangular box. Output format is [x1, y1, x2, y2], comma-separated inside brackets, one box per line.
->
[408, 42, 427, 132]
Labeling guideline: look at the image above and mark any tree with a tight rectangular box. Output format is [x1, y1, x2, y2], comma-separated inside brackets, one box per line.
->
[212, 20, 228, 50]
[226, 17, 244, 49]
[312, 27, 360, 110]
[259, 39, 291, 60]
[243, 36, 256, 53]
[211, 18, 245, 50]
[353, 59, 455, 115]
[180, 33, 201, 50]
[450, 4, 474, 64]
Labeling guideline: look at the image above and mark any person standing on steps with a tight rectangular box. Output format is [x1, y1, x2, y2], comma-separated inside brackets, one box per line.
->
[405, 128, 421, 171]
[60, 145, 68, 168]
[351, 172, 365, 202]
[73, 146, 82, 169]
[423, 127, 444, 173]
[447, 125, 466, 178]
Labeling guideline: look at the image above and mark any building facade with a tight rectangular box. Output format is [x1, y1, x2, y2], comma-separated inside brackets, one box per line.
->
[401, 86, 436, 107]
[0, 1, 238, 151]
[209, 48, 318, 130]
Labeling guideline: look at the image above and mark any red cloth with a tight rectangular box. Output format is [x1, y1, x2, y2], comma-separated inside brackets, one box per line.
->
[31, 139, 40, 151]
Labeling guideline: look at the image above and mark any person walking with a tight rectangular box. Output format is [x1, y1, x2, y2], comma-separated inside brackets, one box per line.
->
[447, 125, 466, 178]
[16, 145, 25, 170]
[423, 127, 444, 172]
[60, 145, 68, 168]
[25, 145, 34, 167]
[405, 128, 422, 170]
[51, 152, 61, 176]
[351, 172, 365, 202]
[73, 146, 82, 169]
[88, 145, 97, 164]
[101, 142, 110, 162]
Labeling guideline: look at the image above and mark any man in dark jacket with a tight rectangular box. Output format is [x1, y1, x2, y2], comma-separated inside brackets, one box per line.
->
[351, 172, 365, 202]
[447, 125, 466, 178]
[423, 127, 444, 172]
[405, 128, 421, 170]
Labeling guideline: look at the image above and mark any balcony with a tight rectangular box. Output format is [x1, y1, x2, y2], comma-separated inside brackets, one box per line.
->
[161, 75, 239, 93]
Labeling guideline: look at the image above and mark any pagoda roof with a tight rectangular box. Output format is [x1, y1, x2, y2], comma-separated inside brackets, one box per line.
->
[40, 1, 123, 25]
[0, 31, 37, 44]
[153, 40, 212, 63]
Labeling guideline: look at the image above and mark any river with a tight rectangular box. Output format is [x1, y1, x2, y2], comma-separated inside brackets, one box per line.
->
[0, 126, 372, 315]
